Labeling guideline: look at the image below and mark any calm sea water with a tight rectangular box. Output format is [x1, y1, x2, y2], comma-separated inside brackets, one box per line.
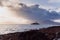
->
[0, 24, 59, 35]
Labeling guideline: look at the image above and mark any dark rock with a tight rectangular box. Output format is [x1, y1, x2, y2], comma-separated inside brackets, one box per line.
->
[0, 30, 50, 40]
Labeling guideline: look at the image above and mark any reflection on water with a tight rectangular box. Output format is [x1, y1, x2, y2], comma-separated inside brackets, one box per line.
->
[0, 24, 59, 35]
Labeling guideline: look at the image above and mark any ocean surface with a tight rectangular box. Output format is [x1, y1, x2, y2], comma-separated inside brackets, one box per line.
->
[0, 24, 59, 35]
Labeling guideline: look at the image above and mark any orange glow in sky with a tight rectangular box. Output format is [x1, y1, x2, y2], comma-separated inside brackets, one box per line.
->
[0, 6, 30, 24]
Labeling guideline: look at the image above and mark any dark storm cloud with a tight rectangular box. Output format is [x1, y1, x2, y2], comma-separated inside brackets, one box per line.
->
[18, 3, 60, 21]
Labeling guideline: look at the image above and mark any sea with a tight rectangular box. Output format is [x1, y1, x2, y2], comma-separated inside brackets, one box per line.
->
[0, 24, 59, 35]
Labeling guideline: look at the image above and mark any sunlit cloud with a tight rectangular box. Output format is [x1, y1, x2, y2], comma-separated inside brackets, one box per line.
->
[0, 0, 60, 24]
[0, 0, 31, 24]
[0, 6, 30, 24]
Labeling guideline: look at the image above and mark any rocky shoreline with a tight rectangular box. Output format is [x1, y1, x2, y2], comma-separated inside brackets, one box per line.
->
[0, 26, 60, 40]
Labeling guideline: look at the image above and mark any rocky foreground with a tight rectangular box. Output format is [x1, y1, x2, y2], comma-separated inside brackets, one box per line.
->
[0, 26, 60, 40]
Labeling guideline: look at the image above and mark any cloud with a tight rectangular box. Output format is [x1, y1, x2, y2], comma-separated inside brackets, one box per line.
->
[0, 0, 60, 24]
[15, 3, 60, 24]
[48, 0, 60, 3]
[0, 0, 20, 7]
[39, 5, 55, 10]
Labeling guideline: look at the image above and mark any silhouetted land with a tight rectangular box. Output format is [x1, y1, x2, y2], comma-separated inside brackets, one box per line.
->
[31, 22, 40, 25]
[0, 26, 60, 40]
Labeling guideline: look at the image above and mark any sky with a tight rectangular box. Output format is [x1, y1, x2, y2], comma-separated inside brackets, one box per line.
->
[19, 0, 60, 9]
[0, 0, 60, 24]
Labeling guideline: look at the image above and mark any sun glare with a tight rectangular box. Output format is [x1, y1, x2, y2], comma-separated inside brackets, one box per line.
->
[0, 6, 29, 24]
[0, 7, 11, 17]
